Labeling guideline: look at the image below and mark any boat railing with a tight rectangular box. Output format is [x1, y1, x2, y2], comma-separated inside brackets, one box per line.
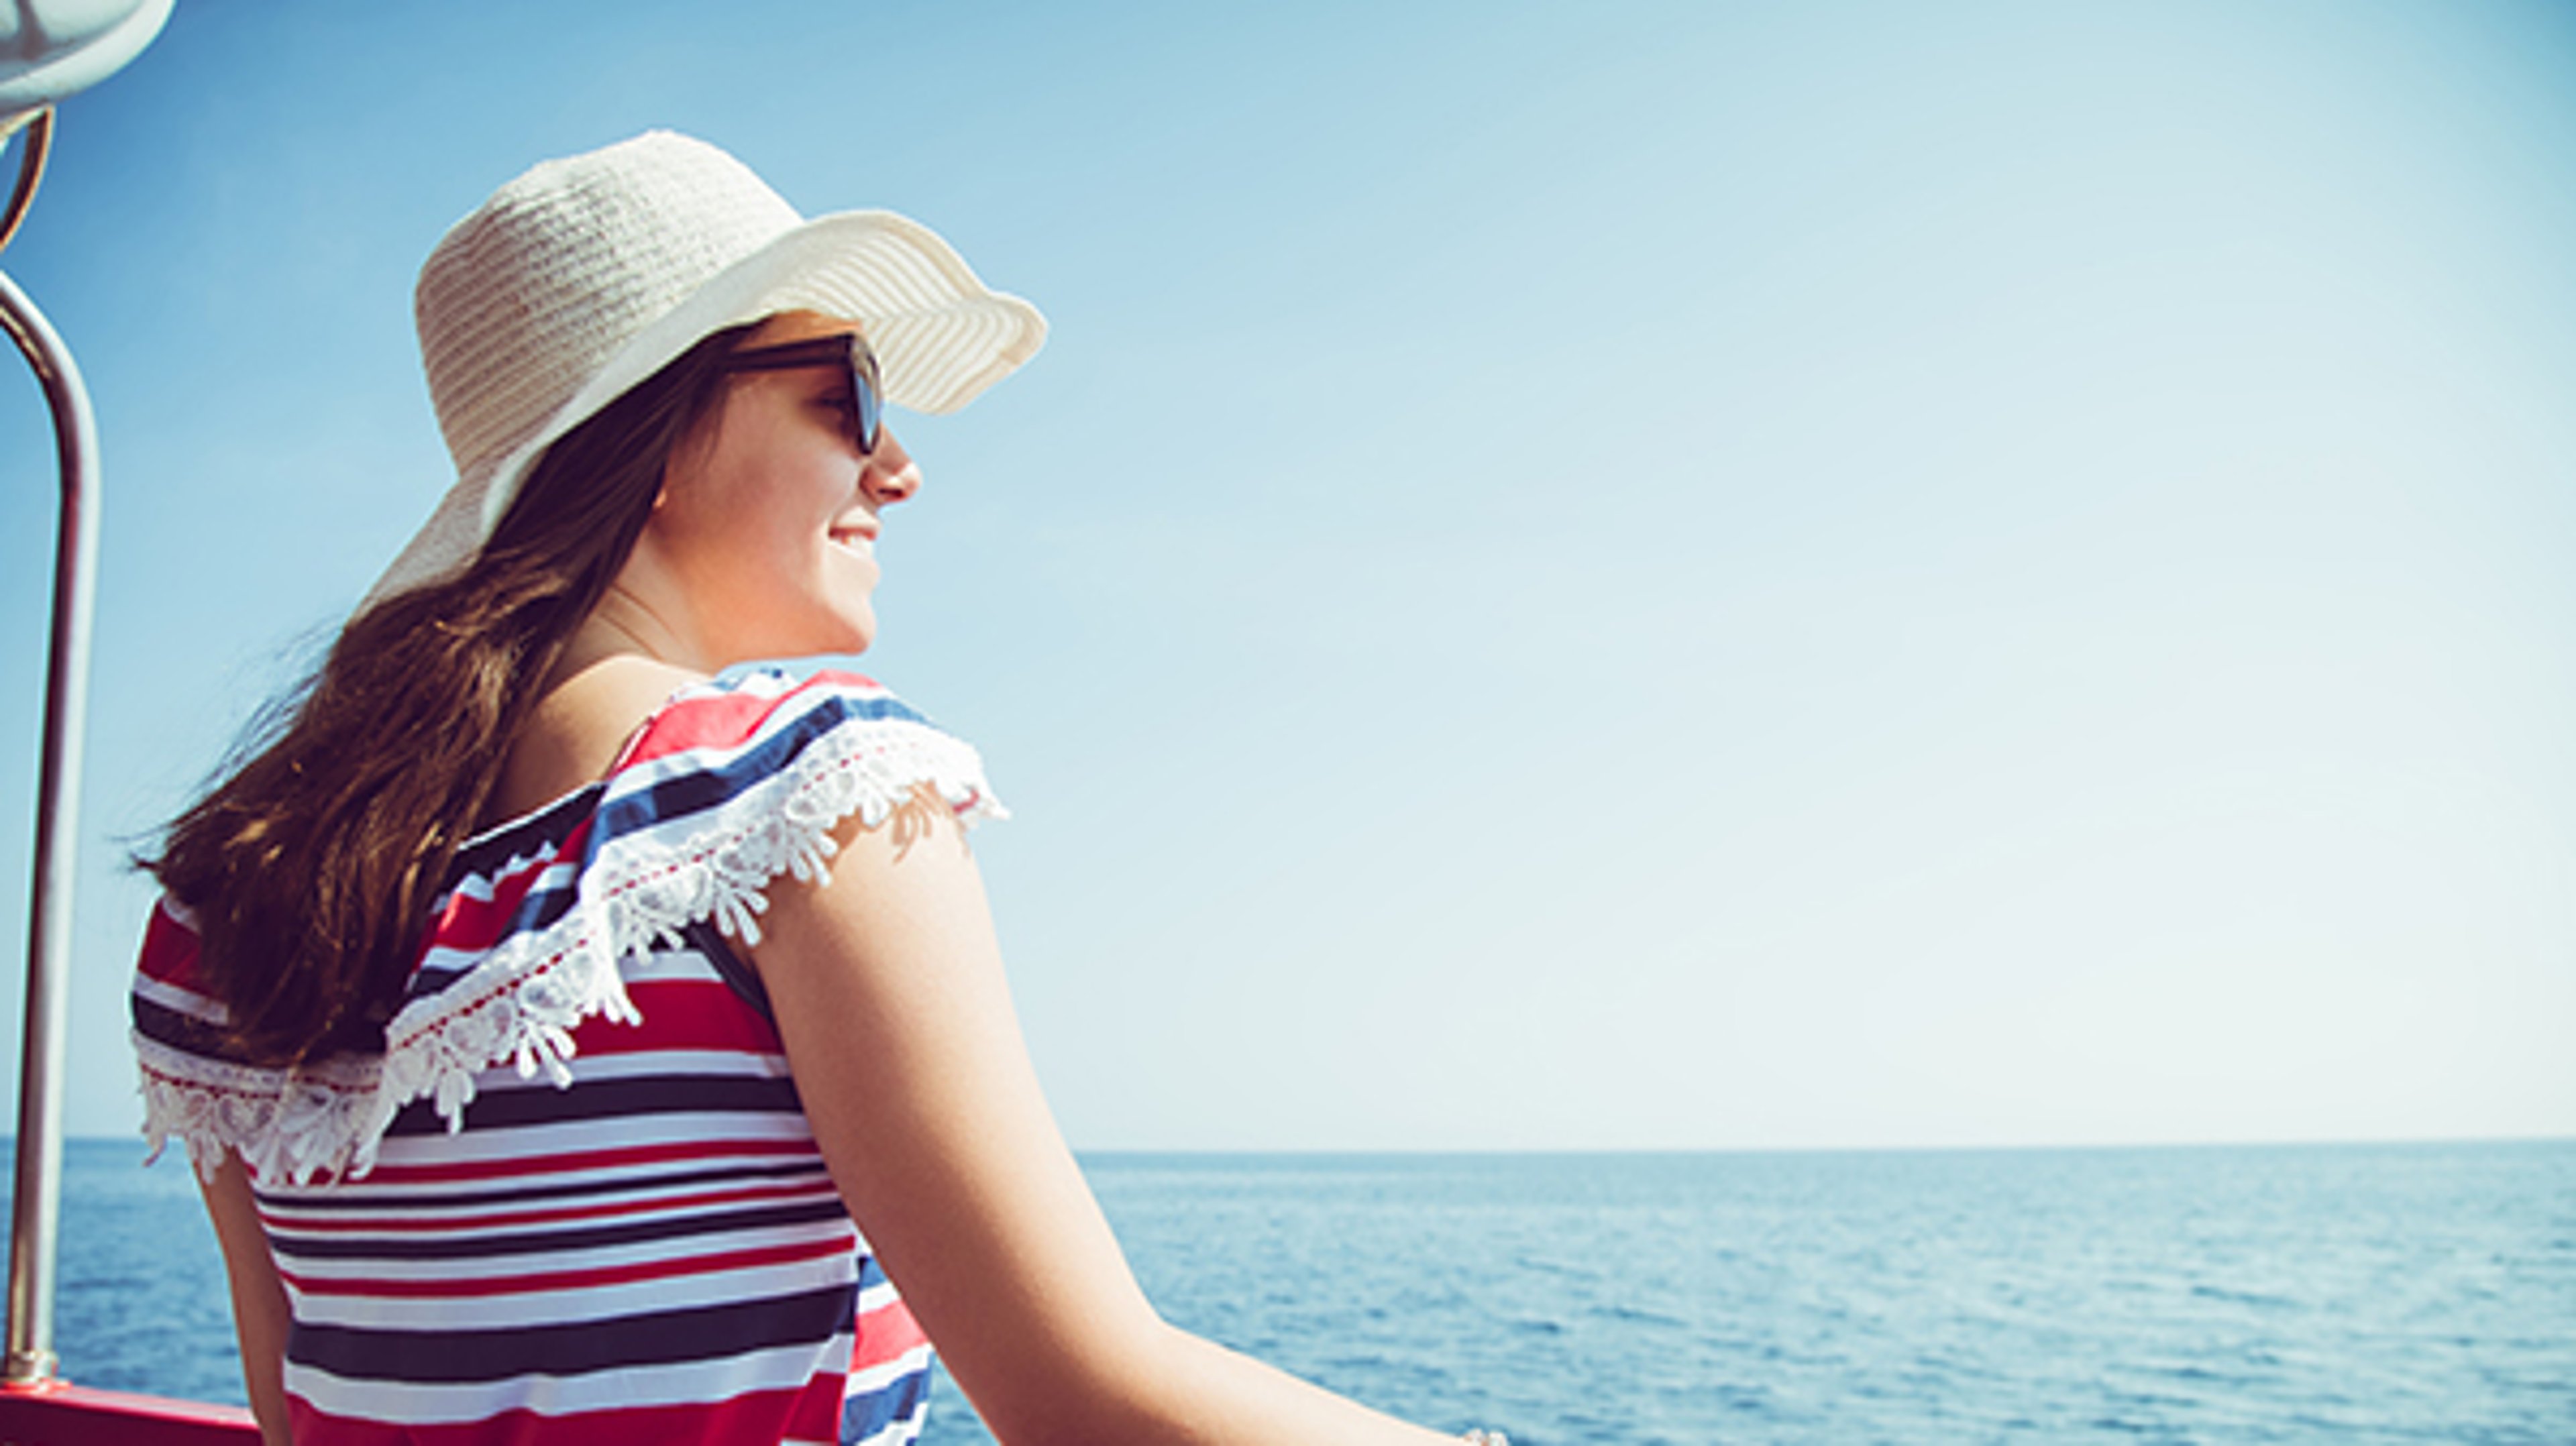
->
[2, 4, 262, 1439]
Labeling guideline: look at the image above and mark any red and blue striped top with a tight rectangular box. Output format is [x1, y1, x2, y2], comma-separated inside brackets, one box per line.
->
[131, 669, 1004, 1445]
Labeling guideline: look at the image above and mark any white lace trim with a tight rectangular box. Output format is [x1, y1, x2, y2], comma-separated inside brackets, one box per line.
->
[136, 1032, 383, 1184]
[136, 712, 1000, 1186]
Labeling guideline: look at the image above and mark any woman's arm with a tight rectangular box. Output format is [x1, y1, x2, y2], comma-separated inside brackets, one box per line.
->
[197, 1154, 292, 1446]
[752, 801, 1460, 1446]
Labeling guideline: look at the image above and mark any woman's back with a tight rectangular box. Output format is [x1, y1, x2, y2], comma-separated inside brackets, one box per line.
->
[136, 670, 998, 1444]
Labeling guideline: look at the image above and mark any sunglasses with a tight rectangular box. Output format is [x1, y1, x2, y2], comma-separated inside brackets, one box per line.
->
[718, 332, 883, 456]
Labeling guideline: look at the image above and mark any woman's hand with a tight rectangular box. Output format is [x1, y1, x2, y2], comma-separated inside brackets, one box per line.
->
[752, 799, 1458, 1446]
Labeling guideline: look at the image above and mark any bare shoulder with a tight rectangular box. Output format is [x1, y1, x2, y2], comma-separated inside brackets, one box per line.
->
[492, 653, 710, 820]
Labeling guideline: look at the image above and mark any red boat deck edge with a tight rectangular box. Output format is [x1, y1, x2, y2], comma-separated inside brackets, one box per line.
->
[0, 1381, 260, 1443]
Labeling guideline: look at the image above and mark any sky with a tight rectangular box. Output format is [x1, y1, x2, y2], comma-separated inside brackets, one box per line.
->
[0, 0, 2569, 1151]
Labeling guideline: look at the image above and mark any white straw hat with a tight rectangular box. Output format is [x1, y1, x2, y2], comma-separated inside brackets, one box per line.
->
[366, 129, 1046, 606]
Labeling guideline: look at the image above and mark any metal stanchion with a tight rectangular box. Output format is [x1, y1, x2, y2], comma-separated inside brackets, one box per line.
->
[0, 0, 176, 1398]
[0, 257, 99, 1391]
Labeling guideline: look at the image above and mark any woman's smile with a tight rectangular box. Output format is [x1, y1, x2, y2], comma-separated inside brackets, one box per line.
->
[828, 520, 878, 560]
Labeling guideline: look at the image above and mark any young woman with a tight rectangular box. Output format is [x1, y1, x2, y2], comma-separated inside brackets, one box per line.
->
[131, 131, 1498, 1446]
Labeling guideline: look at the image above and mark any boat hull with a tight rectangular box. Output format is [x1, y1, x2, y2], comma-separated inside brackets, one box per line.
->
[0, 1382, 260, 1443]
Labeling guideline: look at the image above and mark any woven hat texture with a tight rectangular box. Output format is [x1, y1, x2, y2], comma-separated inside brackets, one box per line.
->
[368, 130, 1045, 606]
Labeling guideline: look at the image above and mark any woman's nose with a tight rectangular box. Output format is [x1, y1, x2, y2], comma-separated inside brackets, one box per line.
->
[863, 429, 918, 504]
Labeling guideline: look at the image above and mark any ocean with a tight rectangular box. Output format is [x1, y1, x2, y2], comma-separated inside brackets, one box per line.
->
[16, 1138, 2572, 1443]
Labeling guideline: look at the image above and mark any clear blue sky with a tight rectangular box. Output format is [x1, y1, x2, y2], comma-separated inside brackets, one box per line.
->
[2, 0, 2570, 1149]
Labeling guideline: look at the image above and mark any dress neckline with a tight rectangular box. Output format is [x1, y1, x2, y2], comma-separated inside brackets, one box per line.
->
[456, 668, 739, 854]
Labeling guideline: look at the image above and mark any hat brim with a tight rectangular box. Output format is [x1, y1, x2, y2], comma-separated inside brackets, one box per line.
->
[364, 209, 1043, 610]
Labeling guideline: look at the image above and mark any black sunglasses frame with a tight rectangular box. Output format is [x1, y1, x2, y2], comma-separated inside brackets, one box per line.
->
[718, 332, 883, 457]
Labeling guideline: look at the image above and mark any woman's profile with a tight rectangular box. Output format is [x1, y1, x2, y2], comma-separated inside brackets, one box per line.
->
[128, 130, 1500, 1446]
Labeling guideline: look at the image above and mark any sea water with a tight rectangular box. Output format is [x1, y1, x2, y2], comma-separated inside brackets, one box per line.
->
[15, 1139, 2573, 1443]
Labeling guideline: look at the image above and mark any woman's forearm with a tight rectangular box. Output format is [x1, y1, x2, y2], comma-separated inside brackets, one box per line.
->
[1115, 1319, 1465, 1446]
[197, 1154, 292, 1445]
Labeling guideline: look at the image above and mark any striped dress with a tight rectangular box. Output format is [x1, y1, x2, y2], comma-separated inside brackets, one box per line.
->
[131, 669, 1004, 1445]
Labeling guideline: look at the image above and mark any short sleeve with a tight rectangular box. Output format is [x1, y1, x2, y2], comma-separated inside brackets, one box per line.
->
[131, 896, 386, 1182]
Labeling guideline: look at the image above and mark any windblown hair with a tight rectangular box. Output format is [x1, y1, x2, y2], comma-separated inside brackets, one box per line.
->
[147, 325, 755, 1066]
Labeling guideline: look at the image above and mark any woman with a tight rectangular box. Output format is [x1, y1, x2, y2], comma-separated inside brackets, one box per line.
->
[131, 132, 1497, 1446]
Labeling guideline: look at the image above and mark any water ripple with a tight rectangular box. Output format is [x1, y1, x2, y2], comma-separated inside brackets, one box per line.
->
[21, 1139, 2576, 1445]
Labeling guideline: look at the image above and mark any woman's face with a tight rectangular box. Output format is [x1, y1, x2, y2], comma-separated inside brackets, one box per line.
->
[646, 313, 918, 663]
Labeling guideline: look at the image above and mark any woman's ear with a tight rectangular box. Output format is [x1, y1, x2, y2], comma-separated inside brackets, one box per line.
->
[650, 447, 684, 512]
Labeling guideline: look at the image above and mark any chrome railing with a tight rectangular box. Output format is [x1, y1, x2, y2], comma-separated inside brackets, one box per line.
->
[2, 0, 174, 1386]
[1, 104, 100, 1390]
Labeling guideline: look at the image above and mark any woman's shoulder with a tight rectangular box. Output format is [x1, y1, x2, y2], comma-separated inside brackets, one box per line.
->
[490, 659, 994, 838]
[600, 663, 1001, 824]
[451, 661, 1005, 974]
[620, 663, 942, 767]
[397, 665, 1002, 1159]
[488, 653, 705, 824]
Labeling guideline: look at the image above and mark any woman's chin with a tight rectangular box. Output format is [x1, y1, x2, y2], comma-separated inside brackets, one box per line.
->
[710, 607, 875, 665]
[819, 605, 877, 658]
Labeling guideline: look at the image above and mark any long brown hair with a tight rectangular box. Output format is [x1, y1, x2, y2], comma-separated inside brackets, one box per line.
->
[148, 324, 755, 1065]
